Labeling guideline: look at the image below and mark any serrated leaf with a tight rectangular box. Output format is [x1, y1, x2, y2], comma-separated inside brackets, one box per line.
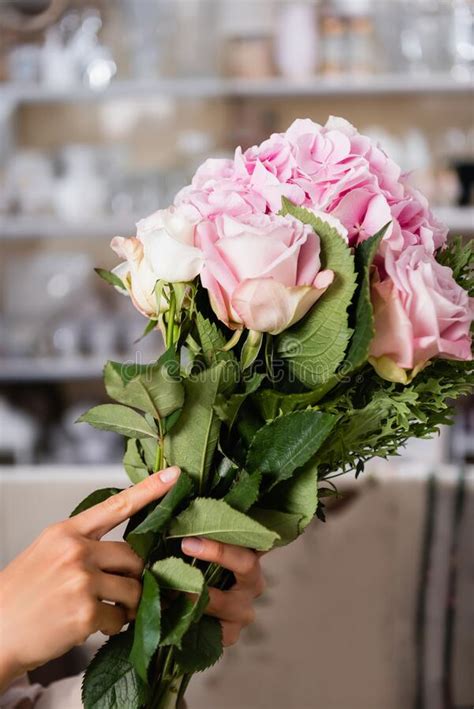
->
[123, 440, 149, 484]
[104, 349, 184, 420]
[253, 385, 333, 420]
[130, 472, 193, 536]
[436, 236, 474, 297]
[246, 410, 337, 488]
[260, 460, 319, 534]
[152, 557, 207, 647]
[70, 488, 123, 517]
[248, 508, 303, 547]
[77, 404, 158, 439]
[345, 225, 388, 371]
[82, 630, 148, 709]
[153, 556, 205, 595]
[174, 615, 223, 674]
[214, 373, 265, 428]
[224, 470, 262, 512]
[95, 267, 126, 291]
[195, 312, 234, 365]
[277, 202, 357, 387]
[129, 570, 161, 682]
[168, 498, 279, 551]
[164, 362, 235, 493]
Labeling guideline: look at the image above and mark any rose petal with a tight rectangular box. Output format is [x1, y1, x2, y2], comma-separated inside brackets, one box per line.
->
[231, 277, 331, 334]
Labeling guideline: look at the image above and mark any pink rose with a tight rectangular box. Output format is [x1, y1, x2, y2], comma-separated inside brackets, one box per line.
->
[369, 246, 473, 381]
[196, 213, 336, 335]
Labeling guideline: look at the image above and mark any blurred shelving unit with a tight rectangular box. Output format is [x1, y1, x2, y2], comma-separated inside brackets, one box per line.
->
[1, 0, 473, 468]
[1, 207, 473, 243]
[1, 73, 473, 106]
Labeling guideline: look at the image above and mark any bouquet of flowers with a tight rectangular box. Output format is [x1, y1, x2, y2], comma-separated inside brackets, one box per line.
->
[76, 117, 473, 709]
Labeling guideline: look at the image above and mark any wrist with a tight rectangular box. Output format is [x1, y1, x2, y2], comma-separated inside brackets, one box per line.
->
[0, 586, 26, 692]
[0, 644, 25, 693]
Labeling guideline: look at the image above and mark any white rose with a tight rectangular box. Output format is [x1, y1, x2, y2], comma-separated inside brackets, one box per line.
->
[136, 205, 203, 283]
[111, 236, 165, 319]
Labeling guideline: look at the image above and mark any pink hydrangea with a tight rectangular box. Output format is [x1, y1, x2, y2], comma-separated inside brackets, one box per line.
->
[175, 116, 447, 257]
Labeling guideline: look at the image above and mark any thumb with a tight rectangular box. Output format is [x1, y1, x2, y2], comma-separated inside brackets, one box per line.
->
[71, 467, 180, 539]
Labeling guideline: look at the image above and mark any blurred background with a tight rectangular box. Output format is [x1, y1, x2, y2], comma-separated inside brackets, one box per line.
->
[0, 2, 473, 708]
[0, 0, 473, 469]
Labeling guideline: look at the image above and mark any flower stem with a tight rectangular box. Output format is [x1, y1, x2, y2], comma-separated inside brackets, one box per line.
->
[166, 291, 177, 349]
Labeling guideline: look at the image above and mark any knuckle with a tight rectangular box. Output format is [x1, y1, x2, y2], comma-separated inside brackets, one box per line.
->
[76, 600, 97, 635]
[61, 536, 87, 565]
[103, 609, 127, 636]
[72, 570, 94, 597]
[243, 606, 256, 627]
[103, 492, 132, 518]
[240, 554, 258, 578]
[223, 624, 240, 647]
[42, 522, 64, 541]
[213, 542, 226, 565]
[129, 579, 143, 609]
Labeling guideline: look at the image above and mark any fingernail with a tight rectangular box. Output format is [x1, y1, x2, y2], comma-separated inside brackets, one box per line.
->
[159, 466, 180, 483]
[182, 537, 204, 555]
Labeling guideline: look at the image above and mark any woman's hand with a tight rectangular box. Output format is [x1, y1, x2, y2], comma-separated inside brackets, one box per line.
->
[0, 467, 180, 691]
[182, 537, 266, 647]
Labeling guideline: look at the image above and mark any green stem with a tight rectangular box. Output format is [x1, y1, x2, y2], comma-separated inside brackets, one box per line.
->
[152, 675, 184, 709]
[166, 291, 177, 350]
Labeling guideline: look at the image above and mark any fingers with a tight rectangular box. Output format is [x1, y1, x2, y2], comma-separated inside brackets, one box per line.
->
[221, 621, 242, 648]
[96, 602, 128, 637]
[181, 538, 264, 592]
[205, 587, 256, 626]
[71, 467, 180, 539]
[94, 572, 142, 617]
[89, 541, 144, 579]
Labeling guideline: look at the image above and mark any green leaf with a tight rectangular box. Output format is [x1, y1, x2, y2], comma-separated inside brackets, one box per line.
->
[140, 438, 158, 469]
[224, 470, 262, 513]
[248, 508, 302, 547]
[214, 373, 265, 428]
[70, 488, 123, 517]
[82, 630, 148, 709]
[174, 615, 223, 674]
[261, 460, 319, 534]
[345, 225, 388, 372]
[164, 362, 235, 493]
[246, 410, 337, 488]
[195, 313, 234, 365]
[153, 556, 205, 594]
[256, 227, 387, 415]
[104, 349, 184, 420]
[168, 498, 279, 551]
[152, 557, 207, 647]
[77, 404, 158, 439]
[123, 440, 149, 484]
[277, 202, 357, 387]
[95, 267, 126, 291]
[129, 570, 161, 682]
[253, 384, 333, 420]
[126, 530, 156, 562]
[130, 473, 193, 536]
[436, 236, 474, 297]
[139, 318, 158, 340]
